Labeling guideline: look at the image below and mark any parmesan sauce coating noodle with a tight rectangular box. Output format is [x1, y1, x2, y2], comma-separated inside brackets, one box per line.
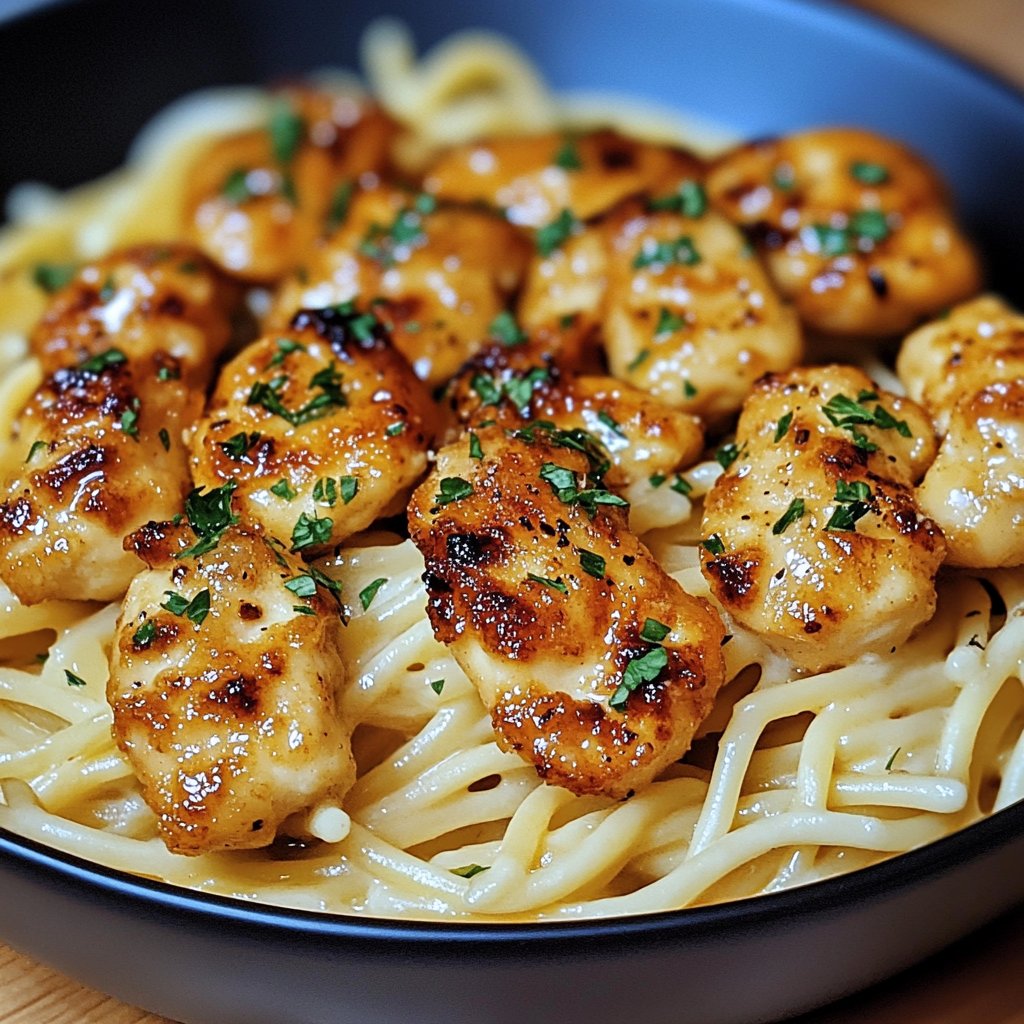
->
[0, 21, 1020, 923]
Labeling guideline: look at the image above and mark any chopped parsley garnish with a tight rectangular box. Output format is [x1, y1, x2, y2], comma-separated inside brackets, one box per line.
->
[683, 380, 698, 399]
[715, 442, 744, 470]
[25, 440, 47, 463]
[161, 588, 211, 626]
[32, 262, 77, 293]
[772, 497, 805, 535]
[850, 160, 890, 185]
[774, 411, 793, 443]
[132, 620, 156, 648]
[538, 462, 628, 516]
[175, 481, 239, 559]
[291, 511, 333, 551]
[311, 477, 336, 506]
[468, 431, 484, 460]
[434, 476, 474, 507]
[821, 392, 911, 443]
[325, 179, 354, 234]
[218, 431, 261, 461]
[597, 410, 625, 437]
[386, 421, 406, 437]
[702, 534, 726, 555]
[649, 179, 707, 218]
[553, 138, 582, 171]
[270, 477, 297, 501]
[157, 365, 180, 382]
[627, 349, 650, 372]
[471, 367, 548, 414]
[78, 348, 127, 374]
[772, 164, 795, 191]
[339, 476, 358, 504]
[268, 97, 305, 165]
[850, 209, 889, 242]
[359, 577, 388, 610]
[120, 399, 141, 441]
[429, 679, 445, 695]
[609, 646, 668, 710]
[222, 168, 253, 204]
[358, 194, 435, 267]
[655, 307, 686, 338]
[489, 310, 527, 347]
[640, 618, 671, 643]
[670, 474, 692, 496]
[450, 864, 490, 879]
[268, 338, 307, 368]
[824, 480, 873, 532]
[579, 549, 606, 580]
[64, 670, 87, 688]
[284, 575, 317, 599]
[649, 473, 666, 489]
[535, 208, 580, 257]
[158, 428, 171, 452]
[884, 747, 902, 771]
[809, 210, 890, 255]
[527, 573, 568, 594]
[632, 235, 701, 270]
[247, 363, 347, 426]
[292, 605, 316, 616]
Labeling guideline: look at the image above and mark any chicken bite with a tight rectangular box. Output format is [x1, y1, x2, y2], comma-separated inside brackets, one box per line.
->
[700, 365, 944, 672]
[706, 128, 981, 337]
[898, 296, 1024, 566]
[109, 503, 352, 855]
[190, 304, 436, 555]
[408, 425, 726, 798]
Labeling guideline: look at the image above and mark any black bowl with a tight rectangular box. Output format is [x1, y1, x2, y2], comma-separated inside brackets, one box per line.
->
[1, 2, 1023, 1022]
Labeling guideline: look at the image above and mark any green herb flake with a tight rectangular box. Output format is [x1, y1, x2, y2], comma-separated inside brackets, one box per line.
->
[527, 573, 568, 595]
[218, 431, 261, 461]
[120, 400, 141, 441]
[640, 618, 671, 643]
[579, 549, 606, 580]
[627, 349, 650, 372]
[175, 480, 239, 559]
[158, 428, 171, 452]
[850, 209, 890, 243]
[655, 307, 686, 338]
[468, 431, 484, 460]
[292, 604, 316, 616]
[824, 480, 873, 532]
[133, 619, 157, 648]
[715, 442, 744, 470]
[313, 477, 338, 507]
[670, 475, 693, 496]
[434, 476, 474, 507]
[851, 160, 890, 185]
[268, 97, 305, 165]
[702, 534, 726, 555]
[683, 379, 698, 399]
[325, 179, 354, 234]
[268, 338, 307, 368]
[597, 410, 625, 438]
[772, 497, 805, 535]
[247, 363, 347, 427]
[358, 196, 435, 267]
[284, 575, 317, 599]
[156, 365, 180, 382]
[535, 208, 580, 258]
[884, 747, 902, 771]
[632, 236, 701, 270]
[450, 864, 490, 879]
[774, 411, 793, 443]
[553, 137, 582, 171]
[772, 164, 795, 191]
[339, 476, 358, 504]
[489, 310, 527, 347]
[161, 588, 211, 626]
[359, 577, 388, 611]
[649, 473, 667, 489]
[649, 179, 707, 218]
[609, 646, 669, 710]
[270, 477, 297, 501]
[386, 421, 406, 437]
[78, 348, 127, 374]
[429, 679, 445, 695]
[811, 223, 851, 257]
[64, 670, 87, 688]
[291, 511, 333, 552]
[25, 440, 48, 463]
[821, 392, 911, 441]
[222, 168, 253, 204]
[32, 262, 77, 293]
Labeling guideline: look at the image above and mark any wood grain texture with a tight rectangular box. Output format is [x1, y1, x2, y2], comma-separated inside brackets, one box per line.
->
[1, 1, 1023, 1022]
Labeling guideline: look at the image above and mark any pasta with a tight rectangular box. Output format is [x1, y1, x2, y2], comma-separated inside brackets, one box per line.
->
[0, 21, 1020, 924]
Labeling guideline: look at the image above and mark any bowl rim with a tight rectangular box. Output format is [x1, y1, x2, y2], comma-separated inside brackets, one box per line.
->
[1, 0, 1023, 947]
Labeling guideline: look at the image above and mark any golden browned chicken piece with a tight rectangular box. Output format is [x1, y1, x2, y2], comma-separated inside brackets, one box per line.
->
[185, 86, 396, 282]
[897, 296, 1024, 566]
[425, 130, 703, 228]
[191, 304, 436, 555]
[601, 197, 803, 428]
[706, 128, 981, 337]
[700, 365, 944, 673]
[444, 344, 703, 489]
[408, 425, 726, 798]
[0, 247, 237, 604]
[109, 504, 352, 855]
[270, 185, 529, 385]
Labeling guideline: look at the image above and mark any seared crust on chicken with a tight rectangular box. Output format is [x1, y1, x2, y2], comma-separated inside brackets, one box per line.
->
[0, 246, 236, 604]
[700, 365, 944, 672]
[190, 305, 436, 555]
[898, 296, 1024, 566]
[185, 87, 396, 282]
[270, 185, 529, 385]
[408, 426, 726, 798]
[444, 344, 703, 489]
[706, 128, 981, 337]
[109, 515, 352, 855]
[425, 130, 702, 229]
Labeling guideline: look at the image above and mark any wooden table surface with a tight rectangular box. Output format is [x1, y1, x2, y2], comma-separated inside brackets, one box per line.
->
[3, 1, 1024, 1022]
